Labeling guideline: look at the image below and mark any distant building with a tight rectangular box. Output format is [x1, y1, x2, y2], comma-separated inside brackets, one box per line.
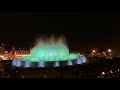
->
[11, 46, 16, 55]
[0, 45, 5, 55]
[15, 50, 30, 55]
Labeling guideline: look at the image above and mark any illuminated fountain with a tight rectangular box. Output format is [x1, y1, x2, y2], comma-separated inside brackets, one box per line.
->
[12, 36, 87, 67]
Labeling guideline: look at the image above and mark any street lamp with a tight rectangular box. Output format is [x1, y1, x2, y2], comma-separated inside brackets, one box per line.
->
[108, 49, 112, 56]
[103, 52, 106, 56]
[92, 50, 96, 53]
[92, 50, 96, 56]
[108, 49, 111, 53]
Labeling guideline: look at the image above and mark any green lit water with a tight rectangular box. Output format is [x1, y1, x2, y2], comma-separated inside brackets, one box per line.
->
[21, 40, 79, 62]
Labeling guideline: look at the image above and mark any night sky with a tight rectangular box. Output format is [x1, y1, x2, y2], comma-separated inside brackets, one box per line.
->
[0, 8, 120, 51]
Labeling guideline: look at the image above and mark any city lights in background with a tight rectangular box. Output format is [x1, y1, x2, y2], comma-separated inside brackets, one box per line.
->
[92, 50, 96, 53]
[102, 72, 105, 75]
[108, 49, 112, 56]
[108, 49, 112, 53]
[103, 52, 105, 54]
[0, 42, 115, 61]
[91, 50, 96, 56]
[103, 52, 106, 57]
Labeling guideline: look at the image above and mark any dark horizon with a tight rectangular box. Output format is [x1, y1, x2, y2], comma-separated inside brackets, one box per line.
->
[0, 11, 120, 50]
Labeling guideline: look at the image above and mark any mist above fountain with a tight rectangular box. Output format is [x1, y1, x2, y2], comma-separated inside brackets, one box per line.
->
[21, 36, 79, 62]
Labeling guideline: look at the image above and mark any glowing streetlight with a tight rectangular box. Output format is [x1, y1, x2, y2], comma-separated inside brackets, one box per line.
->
[108, 49, 111, 53]
[102, 72, 105, 75]
[92, 50, 96, 53]
[103, 52, 106, 56]
[108, 49, 112, 56]
[92, 50, 96, 56]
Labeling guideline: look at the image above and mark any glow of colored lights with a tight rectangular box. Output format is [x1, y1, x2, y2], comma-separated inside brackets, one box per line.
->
[12, 60, 17, 66]
[102, 72, 105, 75]
[67, 60, 73, 66]
[16, 60, 22, 67]
[25, 61, 31, 67]
[38, 61, 45, 67]
[77, 58, 82, 64]
[92, 50, 96, 53]
[110, 70, 113, 73]
[81, 56, 87, 63]
[53, 61, 60, 67]
[108, 49, 111, 52]
[118, 69, 119, 71]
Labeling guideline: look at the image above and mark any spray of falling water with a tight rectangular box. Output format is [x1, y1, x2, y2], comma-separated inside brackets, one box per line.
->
[21, 36, 79, 62]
